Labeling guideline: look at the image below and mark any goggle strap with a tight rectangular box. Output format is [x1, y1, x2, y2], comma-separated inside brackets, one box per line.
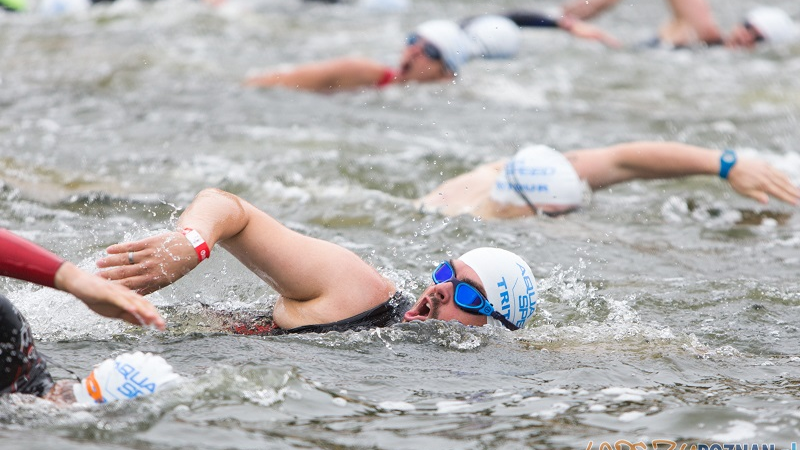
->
[490, 311, 519, 331]
[506, 158, 540, 215]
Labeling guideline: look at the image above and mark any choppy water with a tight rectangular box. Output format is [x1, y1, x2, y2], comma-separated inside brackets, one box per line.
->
[2, 0, 800, 448]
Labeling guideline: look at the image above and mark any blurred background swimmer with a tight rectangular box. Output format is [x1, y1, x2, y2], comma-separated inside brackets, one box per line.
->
[244, 12, 618, 93]
[560, 0, 799, 49]
[244, 15, 518, 93]
[500, 9, 621, 48]
[0, 230, 175, 405]
[416, 142, 800, 219]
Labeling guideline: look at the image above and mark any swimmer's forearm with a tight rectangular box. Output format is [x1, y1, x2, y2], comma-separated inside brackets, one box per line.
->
[245, 59, 385, 92]
[611, 142, 721, 178]
[603, 141, 799, 205]
[573, 141, 724, 190]
[176, 188, 250, 251]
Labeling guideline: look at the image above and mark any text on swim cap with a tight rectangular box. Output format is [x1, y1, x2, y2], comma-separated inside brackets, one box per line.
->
[495, 181, 551, 193]
[495, 263, 537, 328]
[113, 361, 158, 399]
[512, 166, 556, 176]
[497, 278, 511, 316]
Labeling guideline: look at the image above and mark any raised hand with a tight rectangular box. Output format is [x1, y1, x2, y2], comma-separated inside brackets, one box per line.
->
[96, 231, 199, 296]
[727, 158, 800, 205]
[54, 262, 166, 330]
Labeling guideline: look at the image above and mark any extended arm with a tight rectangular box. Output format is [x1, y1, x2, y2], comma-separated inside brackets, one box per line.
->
[244, 58, 391, 93]
[97, 189, 391, 323]
[504, 10, 622, 48]
[567, 142, 800, 205]
[0, 229, 164, 329]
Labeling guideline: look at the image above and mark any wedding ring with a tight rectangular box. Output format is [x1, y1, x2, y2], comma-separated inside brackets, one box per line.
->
[128, 251, 135, 265]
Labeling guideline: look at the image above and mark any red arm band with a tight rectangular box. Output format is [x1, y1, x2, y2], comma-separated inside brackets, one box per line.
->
[376, 67, 397, 88]
[0, 229, 65, 288]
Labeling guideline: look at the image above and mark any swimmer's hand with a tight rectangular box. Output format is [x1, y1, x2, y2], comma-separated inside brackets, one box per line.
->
[54, 262, 166, 330]
[727, 158, 800, 205]
[96, 231, 199, 296]
[561, 16, 623, 48]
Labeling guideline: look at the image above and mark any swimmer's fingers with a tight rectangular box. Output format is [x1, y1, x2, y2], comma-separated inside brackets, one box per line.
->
[764, 169, 800, 205]
[96, 264, 165, 294]
[102, 233, 181, 262]
[97, 232, 198, 294]
[729, 160, 800, 205]
[568, 21, 622, 48]
[88, 282, 166, 329]
[119, 299, 165, 330]
[54, 263, 166, 330]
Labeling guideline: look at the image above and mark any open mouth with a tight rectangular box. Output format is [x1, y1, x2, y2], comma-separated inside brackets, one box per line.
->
[400, 61, 412, 76]
[403, 293, 435, 322]
[417, 297, 432, 317]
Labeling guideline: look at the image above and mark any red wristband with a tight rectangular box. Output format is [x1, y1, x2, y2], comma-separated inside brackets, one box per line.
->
[181, 228, 210, 263]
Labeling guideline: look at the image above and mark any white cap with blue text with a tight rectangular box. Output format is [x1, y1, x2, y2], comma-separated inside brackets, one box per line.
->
[458, 247, 536, 329]
[490, 145, 584, 208]
[73, 352, 182, 405]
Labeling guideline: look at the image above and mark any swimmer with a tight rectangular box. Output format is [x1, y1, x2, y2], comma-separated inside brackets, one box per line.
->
[0, 229, 176, 404]
[415, 142, 800, 219]
[96, 191, 538, 335]
[560, 0, 799, 49]
[500, 9, 621, 48]
[244, 13, 619, 93]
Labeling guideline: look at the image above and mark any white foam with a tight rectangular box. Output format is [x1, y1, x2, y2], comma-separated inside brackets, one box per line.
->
[711, 420, 758, 441]
[618, 411, 646, 422]
[378, 401, 415, 411]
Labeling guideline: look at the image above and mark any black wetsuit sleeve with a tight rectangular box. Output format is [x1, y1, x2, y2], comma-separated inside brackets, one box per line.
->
[0, 295, 54, 397]
[504, 11, 560, 28]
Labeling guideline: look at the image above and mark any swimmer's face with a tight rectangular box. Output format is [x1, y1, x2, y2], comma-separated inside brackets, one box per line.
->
[403, 259, 488, 327]
[399, 35, 453, 83]
[726, 21, 764, 49]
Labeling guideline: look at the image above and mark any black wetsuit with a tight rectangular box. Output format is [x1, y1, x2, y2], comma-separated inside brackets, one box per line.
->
[225, 291, 413, 336]
[0, 295, 54, 397]
[281, 291, 412, 334]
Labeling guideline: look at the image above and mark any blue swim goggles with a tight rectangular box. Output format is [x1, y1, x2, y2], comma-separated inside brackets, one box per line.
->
[407, 33, 443, 62]
[432, 261, 519, 331]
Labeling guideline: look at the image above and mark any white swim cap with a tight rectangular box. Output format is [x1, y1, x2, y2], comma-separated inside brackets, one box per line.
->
[73, 352, 181, 405]
[463, 15, 522, 59]
[458, 247, 536, 329]
[490, 145, 584, 208]
[415, 20, 474, 74]
[745, 6, 800, 44]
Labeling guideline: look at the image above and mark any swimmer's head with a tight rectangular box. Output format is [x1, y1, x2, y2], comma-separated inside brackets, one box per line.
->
[458, 247, 537, 329]
[490, 145, 587, 214]
[743, 6, 799, 44]
[404, 248, 536, 330]
[462, 15, 522, 59]
[73, 352, 181, 405]
[412, 19, 473, 74]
